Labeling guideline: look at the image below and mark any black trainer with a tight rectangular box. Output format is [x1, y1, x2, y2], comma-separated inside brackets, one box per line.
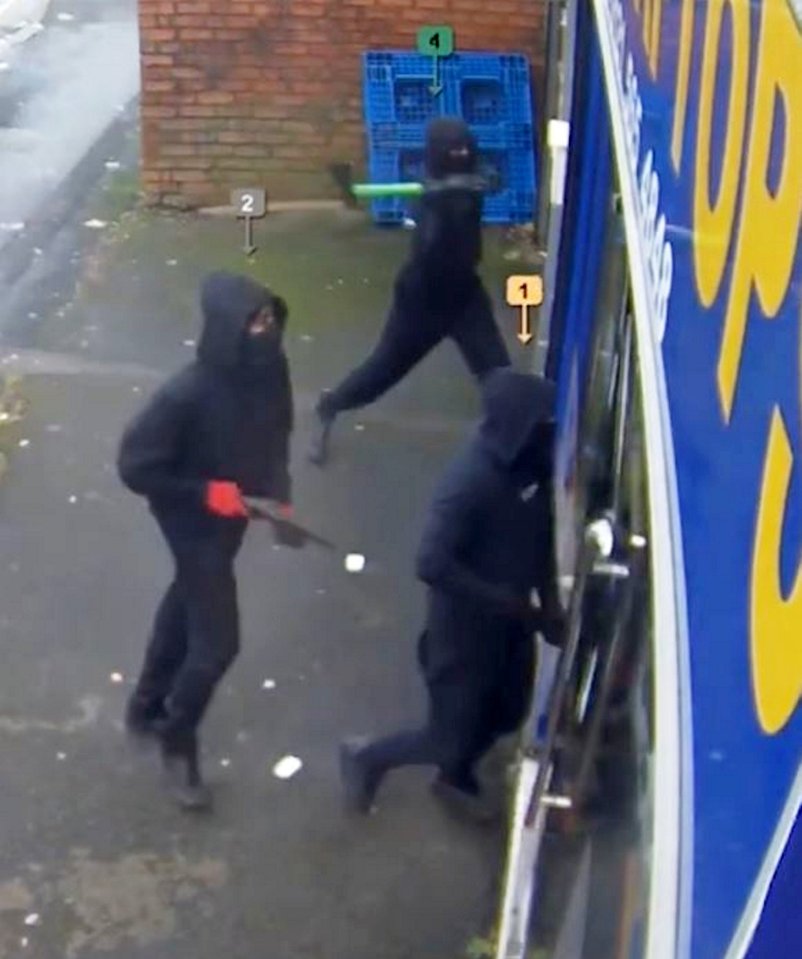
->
[339, 737, 382, 814]
[125, 693, 167, 740]
[308, 391, 336, 467]
[160, 734, 212, 812]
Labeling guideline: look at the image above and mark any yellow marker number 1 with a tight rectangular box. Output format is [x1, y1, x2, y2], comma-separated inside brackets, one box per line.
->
[506, 274, 544, 345]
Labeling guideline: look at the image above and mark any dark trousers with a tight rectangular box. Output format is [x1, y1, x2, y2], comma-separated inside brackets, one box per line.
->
[362, 634, 535, 791]
[132, 513, 246, 751]
[322, 284, 510, 416]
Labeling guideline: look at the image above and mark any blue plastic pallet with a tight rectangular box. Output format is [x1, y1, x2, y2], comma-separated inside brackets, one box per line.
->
[362, 50, 537, 225]
[368, 146, 536, 226]
[368, 120, 535, 152]
[453, 54, 533, 125]
[362, 52, 460, 125]
[362, 51, 533, 125]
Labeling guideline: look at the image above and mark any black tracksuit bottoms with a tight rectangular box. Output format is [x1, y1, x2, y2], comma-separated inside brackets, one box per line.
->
[323, 284, 510, 416]
[132, 512, 247, 750]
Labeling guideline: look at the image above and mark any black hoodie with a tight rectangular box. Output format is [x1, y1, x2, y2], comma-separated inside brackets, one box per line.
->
[118, 272, 293, 533]
[401, 117, 483, 312]
[416, 369, 558, 664]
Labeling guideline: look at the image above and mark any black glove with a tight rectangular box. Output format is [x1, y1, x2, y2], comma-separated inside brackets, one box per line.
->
[273, 519, 306, 549]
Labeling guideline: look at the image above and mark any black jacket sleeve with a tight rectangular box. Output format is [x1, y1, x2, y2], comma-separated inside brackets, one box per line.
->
[416, 459, 520, 615]
[117, 379, 204, 504]
[263, 353, 293, 504]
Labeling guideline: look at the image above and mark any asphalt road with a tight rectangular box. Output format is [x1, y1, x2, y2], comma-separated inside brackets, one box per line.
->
[0, 0, 138, 253]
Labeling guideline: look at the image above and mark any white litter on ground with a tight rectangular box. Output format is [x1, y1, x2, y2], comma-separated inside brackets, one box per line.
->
[23, 914, 40, 927]
[105, 160, 121, 170]
[110, 672, 124, 684]
[300, 334, 313, 342]
[20, 937, 28, 947]
[183, 339, 196, 347]
[68, 495, 78, 504]
[354, 423, 365, 431]
[220, 758, 231, 768]
[57, 12, 75, 21]
[166, 259, 178, 266]
[345, 553, 365, 573]
[0, 222, 25, 232]
[262, 679, 276, 690]
[57, 752, 67, 761]
[7, 22, 43, 46]
[273, 756, 302, 780]
[83, 219, 107, 229]
[18, 439, 30, 448]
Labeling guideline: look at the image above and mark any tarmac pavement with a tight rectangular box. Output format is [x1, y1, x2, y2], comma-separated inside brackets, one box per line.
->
[0, 139, 538, 958]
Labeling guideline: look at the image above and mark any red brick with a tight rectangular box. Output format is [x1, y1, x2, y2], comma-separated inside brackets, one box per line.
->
[140, 0, 545, 206]
[144, 80, 176, 93]
[179, 105, 219, 117]
[196, 91, 235, 105]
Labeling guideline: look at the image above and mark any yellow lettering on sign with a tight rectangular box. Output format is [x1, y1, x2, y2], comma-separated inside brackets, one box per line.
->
[751, 407, 802, 733]
[642, 0, 663, 77]
[717, 0, 802, 421]
[671, 0, 695, 171]
[693, 0, 750, 309]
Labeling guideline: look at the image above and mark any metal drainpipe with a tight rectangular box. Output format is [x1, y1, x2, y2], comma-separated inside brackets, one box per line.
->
[531, 0, 577, 375]
[535, 0, 564, 244]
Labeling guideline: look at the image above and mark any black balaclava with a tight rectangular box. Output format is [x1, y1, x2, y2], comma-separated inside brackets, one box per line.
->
[240, 295, 288, 370]
[513, 419, 556, 485]
[424, 117, 478, 179]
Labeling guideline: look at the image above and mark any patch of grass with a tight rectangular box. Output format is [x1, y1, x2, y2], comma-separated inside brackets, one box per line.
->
[465, 935, 496, 958]
[97, 169, 142, 222]
[0, 375, 30, 482]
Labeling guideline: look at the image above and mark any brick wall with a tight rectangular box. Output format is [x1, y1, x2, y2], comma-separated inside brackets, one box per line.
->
[138, 0, 546, 208]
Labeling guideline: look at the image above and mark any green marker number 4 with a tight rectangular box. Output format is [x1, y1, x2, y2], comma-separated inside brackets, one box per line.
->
[417, 25, 454, 58]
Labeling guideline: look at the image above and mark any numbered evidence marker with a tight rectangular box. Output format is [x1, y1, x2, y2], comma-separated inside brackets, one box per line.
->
[416, 25, 454, 96]
[506, 275, 544, 345]
[231, 188, 266, 256]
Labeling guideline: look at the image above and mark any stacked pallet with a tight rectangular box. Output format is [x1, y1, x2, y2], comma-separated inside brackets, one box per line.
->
[362, 51, 538, 225]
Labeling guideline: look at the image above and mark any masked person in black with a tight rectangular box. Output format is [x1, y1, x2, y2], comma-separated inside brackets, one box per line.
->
[309, 116, 510, 466]
[118, 272, 300, 811]
[339, 370, 563, 820]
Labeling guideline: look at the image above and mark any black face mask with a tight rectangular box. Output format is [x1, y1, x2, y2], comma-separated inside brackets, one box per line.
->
[425, 118, 478, 179]
[513, 421, 555, 483]
[242, 330, 281, 368]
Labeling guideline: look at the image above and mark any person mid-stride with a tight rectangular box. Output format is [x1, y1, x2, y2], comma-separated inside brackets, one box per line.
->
[118, 271, 301, 812]
[339, 369, 563, 822]
[308, 116, 510, 466]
